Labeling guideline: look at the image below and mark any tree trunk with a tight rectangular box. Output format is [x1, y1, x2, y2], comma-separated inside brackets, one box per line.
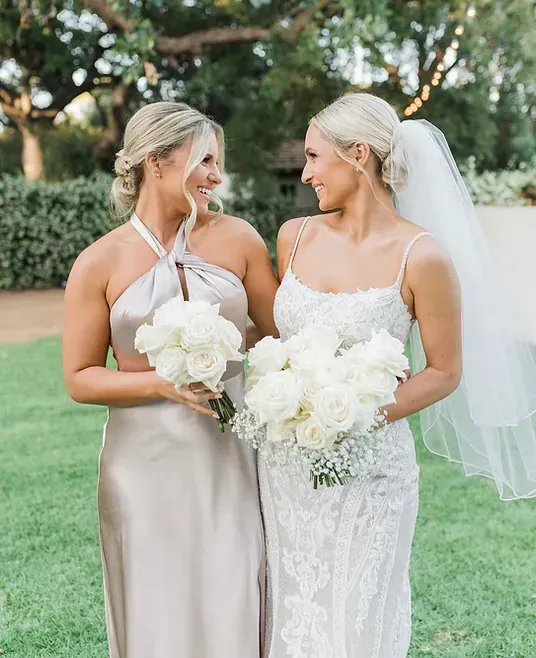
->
[21, 124, 44, 181]
[94, 80, 130, 171]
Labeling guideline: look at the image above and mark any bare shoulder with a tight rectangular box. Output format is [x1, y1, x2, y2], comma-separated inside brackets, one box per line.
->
[214, 214, 272, 259]
[406, 231, 450, 265]
[218, 213, 264, 241]
[277, 216, 306, 244]
[67, 224, 127, 289]
[405, 231, 458, 289]
[277, 213, 326, 247]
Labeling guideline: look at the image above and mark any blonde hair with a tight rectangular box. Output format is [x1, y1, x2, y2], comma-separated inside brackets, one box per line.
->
[111, 101, 224, 234]
[311, 93, 404, 188]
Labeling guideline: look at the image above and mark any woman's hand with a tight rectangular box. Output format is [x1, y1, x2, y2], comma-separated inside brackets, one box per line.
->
[154, 376, 222, 418]
[398, 369, 412, 384]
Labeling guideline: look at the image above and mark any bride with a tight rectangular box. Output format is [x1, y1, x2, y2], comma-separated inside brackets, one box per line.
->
[258, 92, 536, 657]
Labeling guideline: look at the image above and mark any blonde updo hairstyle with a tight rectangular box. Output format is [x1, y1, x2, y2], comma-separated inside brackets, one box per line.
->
[311, 93, 406, 191]
[111, 101, 224, 235]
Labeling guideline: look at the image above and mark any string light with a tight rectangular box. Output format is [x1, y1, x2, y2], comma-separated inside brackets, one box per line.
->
[403, 1, 476, 116]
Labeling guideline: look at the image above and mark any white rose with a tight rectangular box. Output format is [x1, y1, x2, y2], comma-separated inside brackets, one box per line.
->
[311, 356, 348, 386]
[313, 384, 358, 432]
[351, 367, 398, 406]
[289, 349, 326, 379]
[246, 370, 301, 423]
[180, 313, 220, 351]
[353, 399, 379, 433]
[218, 316, 243, 360]
[134, 323, 173, 364]
[153, 298, 217, 328]
[296, 415, 337, 451]
[186, 347, 227, 391]
[363, 329, 409, 377]
[248, 335, 288, 376]
[299, 382, 321, 414]
[301, 324, 342, 355]
[155, 346, 188, 385]
[152, 297, 189, 328]
[283, 334, 304, 357]
[341, 341, 368, 367]
[183, 300, 220, 320]
[266, 420, 297, 443]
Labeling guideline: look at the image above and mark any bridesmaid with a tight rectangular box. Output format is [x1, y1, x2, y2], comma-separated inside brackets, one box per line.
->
[63, 101, 279, 658]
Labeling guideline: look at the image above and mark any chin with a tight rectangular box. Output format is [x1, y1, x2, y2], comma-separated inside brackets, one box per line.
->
[318, 197, 337, 212]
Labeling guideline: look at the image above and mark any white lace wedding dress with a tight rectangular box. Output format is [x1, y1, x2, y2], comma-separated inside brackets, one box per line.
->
[259, 218, 428, 657]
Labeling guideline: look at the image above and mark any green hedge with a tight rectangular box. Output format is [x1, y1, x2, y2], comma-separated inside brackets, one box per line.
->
[0, 175, 288, 290]
[4, 160, 532, 290]
[0, 175, 115, 289]
[461, 157, 536, 206]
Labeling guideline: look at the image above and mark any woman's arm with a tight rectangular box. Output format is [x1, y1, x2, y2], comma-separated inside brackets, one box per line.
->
[62, 247, 219, 416]
[382, 239, 463, 423]
[241, 226, 280, 344]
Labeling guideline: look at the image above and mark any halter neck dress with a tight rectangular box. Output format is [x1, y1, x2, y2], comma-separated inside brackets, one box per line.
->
[98, 214, 264, 658]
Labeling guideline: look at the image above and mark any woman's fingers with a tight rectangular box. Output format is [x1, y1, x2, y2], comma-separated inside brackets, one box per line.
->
[188, 382, 210, 393]
[188, 381, 223, 394]
[158, 382, 220, 417]
[180, 387, 220, 404]
[184, 400, 219, 418]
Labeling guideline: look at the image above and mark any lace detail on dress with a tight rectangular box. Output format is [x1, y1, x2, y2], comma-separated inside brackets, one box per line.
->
[260, 232, 422, 657]
[274, 270, 413, 346]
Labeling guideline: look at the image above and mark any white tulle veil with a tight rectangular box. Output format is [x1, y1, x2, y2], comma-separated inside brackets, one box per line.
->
[390, 119, 536, 500]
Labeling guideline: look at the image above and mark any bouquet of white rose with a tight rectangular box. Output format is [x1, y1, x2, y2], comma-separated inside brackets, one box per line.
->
[134, 297, 244, 431]
[232, 325, 409, 488]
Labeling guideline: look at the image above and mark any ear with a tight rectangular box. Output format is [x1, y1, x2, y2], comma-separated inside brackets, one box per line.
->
[350, 141, 373, 168]
[145, 153, 162, 178]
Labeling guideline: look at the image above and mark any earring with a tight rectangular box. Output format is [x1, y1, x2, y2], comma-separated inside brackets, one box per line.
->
[153, 172, 161, 178]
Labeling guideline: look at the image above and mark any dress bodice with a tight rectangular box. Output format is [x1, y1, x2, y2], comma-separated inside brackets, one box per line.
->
[110, 214, 247, 373]
[274, 218, 428, 348]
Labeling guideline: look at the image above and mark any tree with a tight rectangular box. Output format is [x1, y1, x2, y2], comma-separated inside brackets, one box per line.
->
[0, 0, 343, 179]
[333, 0, 536, 167]
[79, 0, 337, 168]
[0, 0, 111, 179]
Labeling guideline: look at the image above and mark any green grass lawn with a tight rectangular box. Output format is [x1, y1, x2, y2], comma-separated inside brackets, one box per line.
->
[0, 337, 535, 657]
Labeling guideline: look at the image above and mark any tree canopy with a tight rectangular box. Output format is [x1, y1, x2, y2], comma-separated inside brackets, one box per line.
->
[0, 0, 534, 180]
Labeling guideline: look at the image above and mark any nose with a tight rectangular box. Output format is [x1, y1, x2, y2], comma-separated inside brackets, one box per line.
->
[301, 161, 312, 185]
[209, 163, 223, 186]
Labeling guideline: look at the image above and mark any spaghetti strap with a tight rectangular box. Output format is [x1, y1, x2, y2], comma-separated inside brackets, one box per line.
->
[395, 231, 432, 288]
[288, 216, 311, 270]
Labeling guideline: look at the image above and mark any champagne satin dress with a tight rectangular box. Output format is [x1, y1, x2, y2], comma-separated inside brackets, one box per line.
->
[98, 214, 264, 658]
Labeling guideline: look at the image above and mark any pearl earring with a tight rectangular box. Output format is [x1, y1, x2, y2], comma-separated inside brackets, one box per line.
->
[154, 172, 161, 178]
